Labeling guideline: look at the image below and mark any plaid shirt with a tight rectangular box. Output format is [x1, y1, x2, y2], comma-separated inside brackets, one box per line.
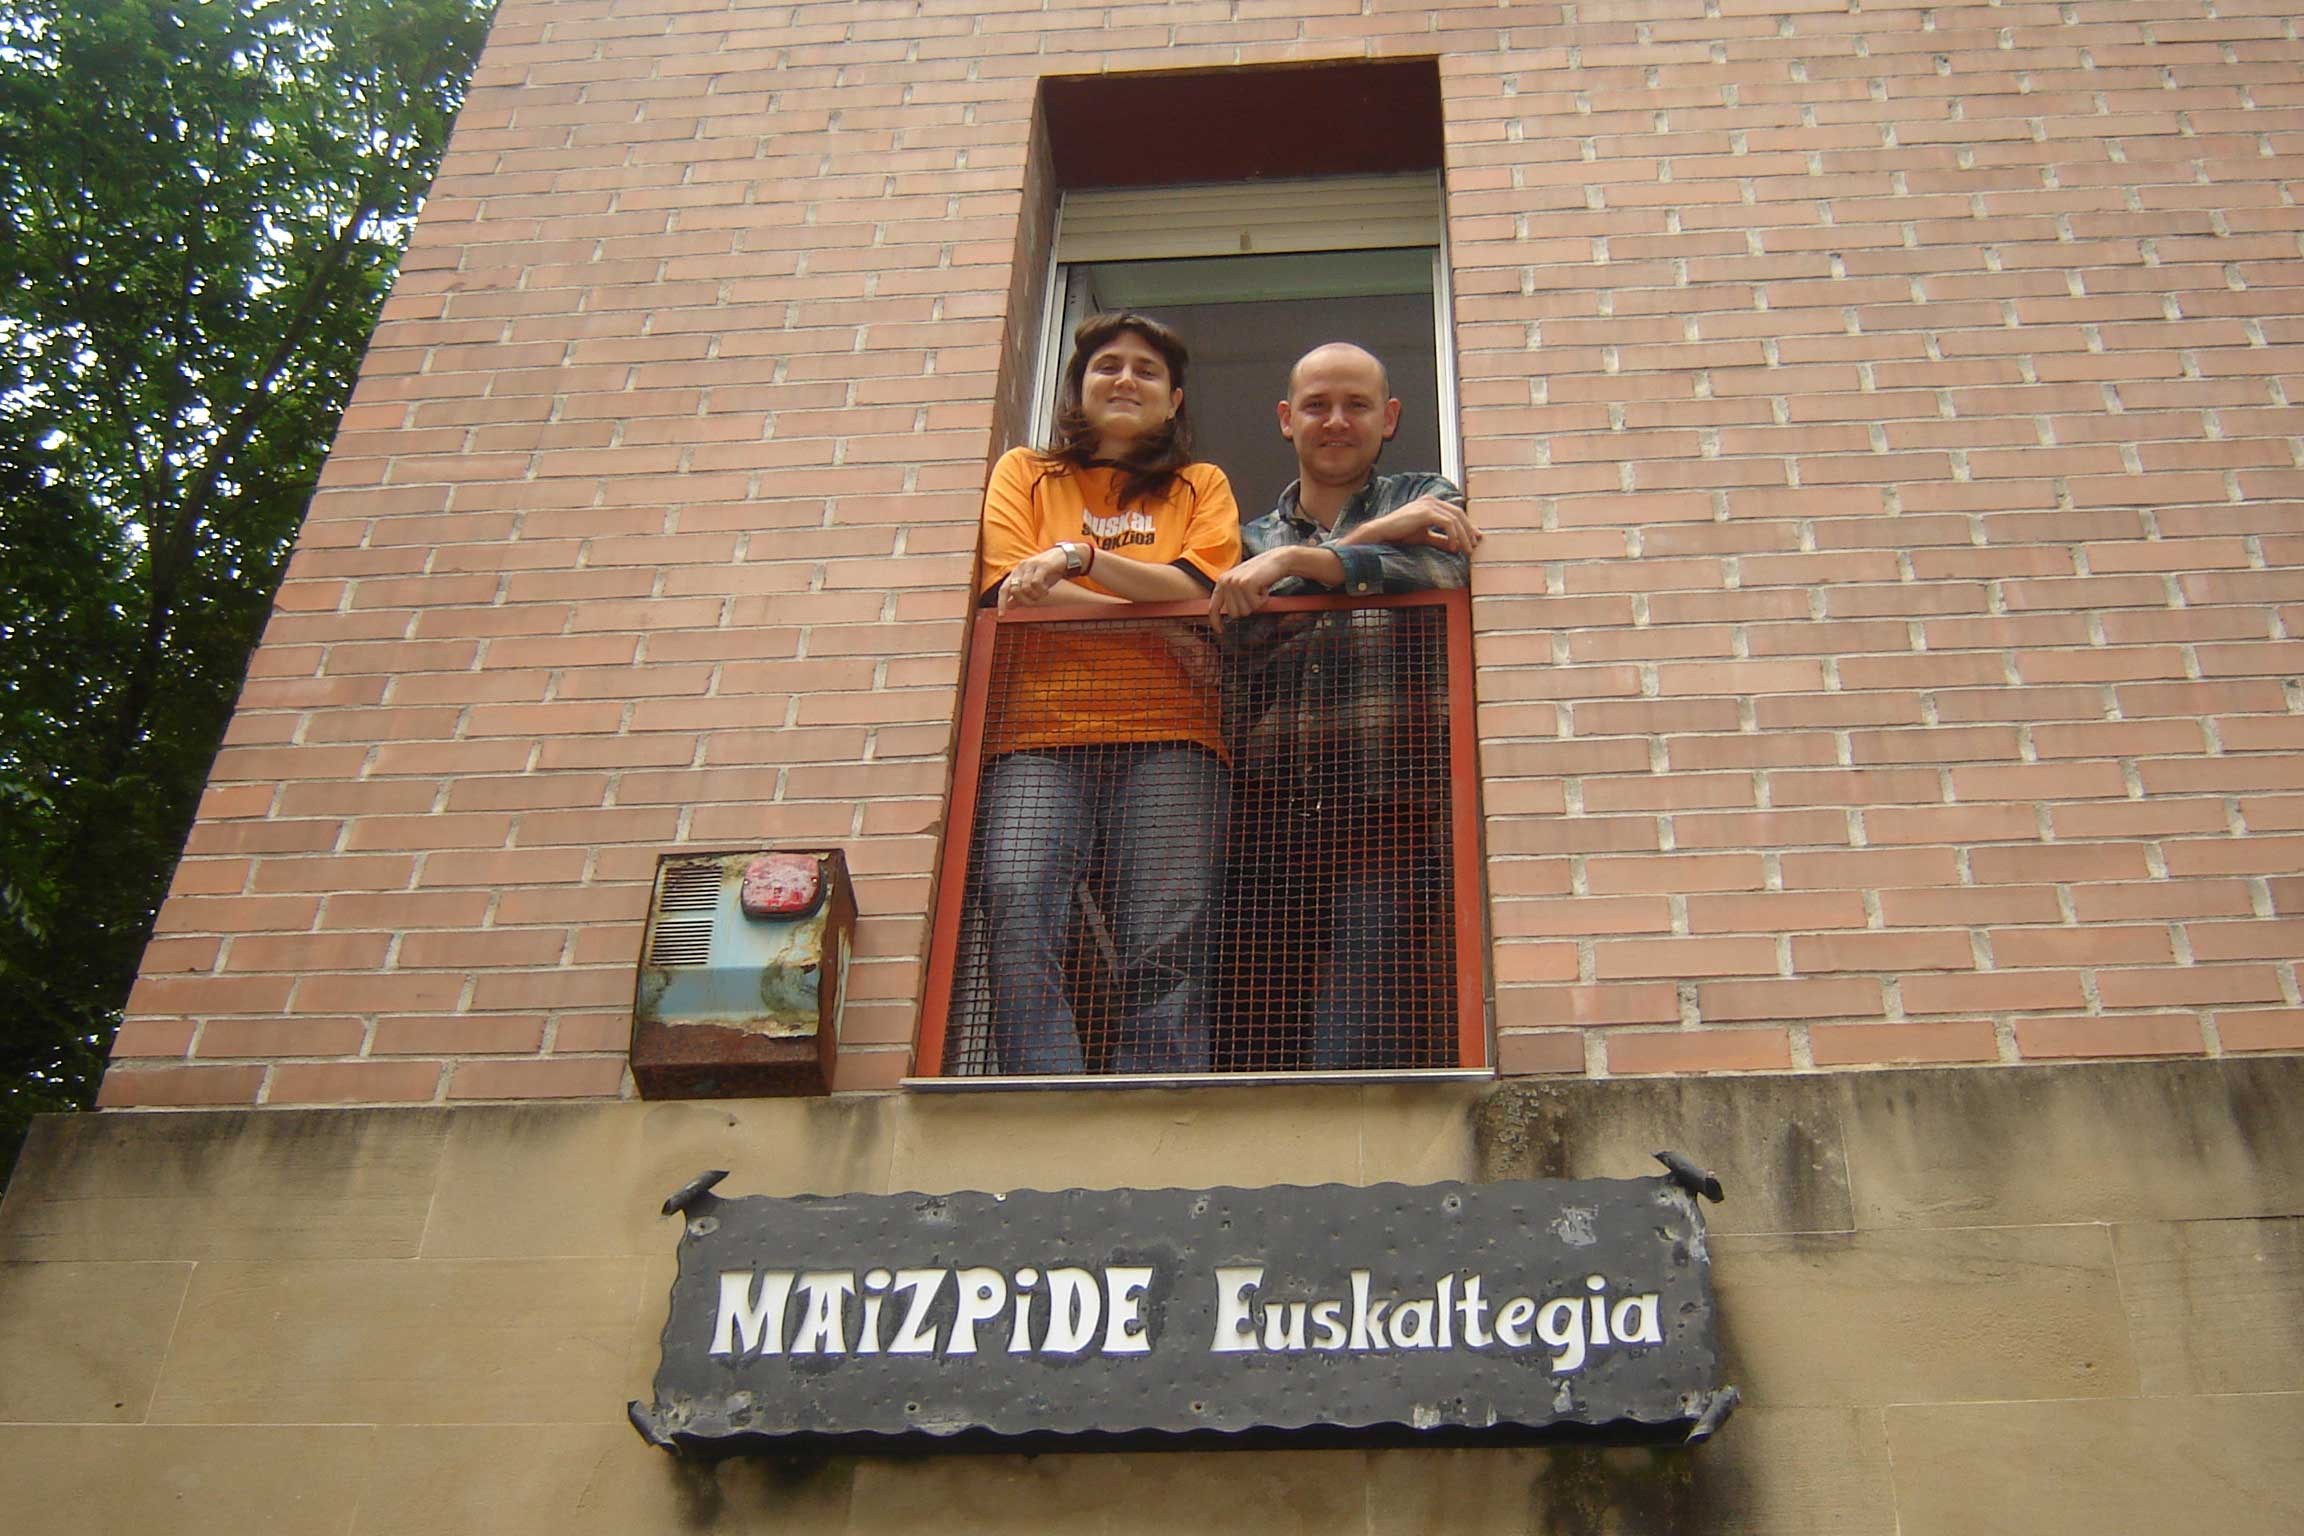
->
[1222, 472, 1468, 803]
[1242, 470, 1470, 600]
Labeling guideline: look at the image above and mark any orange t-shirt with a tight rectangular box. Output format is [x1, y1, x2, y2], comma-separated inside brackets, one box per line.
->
[975, 448, 1242, 759]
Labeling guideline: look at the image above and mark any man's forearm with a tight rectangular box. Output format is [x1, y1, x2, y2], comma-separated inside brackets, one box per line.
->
[1279, 543, 1347, 587]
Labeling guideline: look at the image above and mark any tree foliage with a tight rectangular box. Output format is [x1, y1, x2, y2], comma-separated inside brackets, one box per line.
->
[0, 0, 495, 1185]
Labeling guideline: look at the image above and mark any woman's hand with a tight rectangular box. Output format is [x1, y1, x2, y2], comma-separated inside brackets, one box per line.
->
[997, 547, 1073, 611]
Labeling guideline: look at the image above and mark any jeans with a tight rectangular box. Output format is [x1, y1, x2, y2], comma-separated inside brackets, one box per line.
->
[1220, 780, 1450, 1071]
[972, 744, 1227, 1075]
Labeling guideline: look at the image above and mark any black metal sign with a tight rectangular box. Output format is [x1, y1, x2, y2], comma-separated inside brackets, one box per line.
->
[632, 1172, 1732, 1453]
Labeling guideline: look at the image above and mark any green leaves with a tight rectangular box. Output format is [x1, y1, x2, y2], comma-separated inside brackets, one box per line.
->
[0, 0, 495, 1185]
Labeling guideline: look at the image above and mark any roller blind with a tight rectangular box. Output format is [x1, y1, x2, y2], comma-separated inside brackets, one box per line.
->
[1053, 174, 1443, 264]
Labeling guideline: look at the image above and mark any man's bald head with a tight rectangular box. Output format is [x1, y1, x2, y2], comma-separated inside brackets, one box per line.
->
[1287, 342, 1390, 400]
[1278, 341, 1402, 497]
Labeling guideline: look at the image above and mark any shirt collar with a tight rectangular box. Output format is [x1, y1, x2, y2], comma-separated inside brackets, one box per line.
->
[1274, 475, 1379, 533]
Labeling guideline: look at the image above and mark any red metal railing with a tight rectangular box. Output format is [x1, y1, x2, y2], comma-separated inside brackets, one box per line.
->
[914, 589, 1485, 1081]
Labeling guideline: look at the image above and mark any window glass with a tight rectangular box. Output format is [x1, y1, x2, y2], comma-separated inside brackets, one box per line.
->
[1053, 250, 1443, 521]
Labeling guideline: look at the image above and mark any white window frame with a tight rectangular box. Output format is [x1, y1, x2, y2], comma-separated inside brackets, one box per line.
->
[1027, 174, 1460, 488]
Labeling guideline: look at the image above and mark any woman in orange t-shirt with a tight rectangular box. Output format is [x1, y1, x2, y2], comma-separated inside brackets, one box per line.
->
[969, 312, 1242, 1075]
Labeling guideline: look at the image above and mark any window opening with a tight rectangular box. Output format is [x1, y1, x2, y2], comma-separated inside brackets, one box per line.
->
[1031, 174, 1459, 522]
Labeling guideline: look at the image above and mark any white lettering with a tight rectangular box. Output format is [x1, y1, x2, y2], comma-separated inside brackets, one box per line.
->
[947, 1267, 1006, 1355]
[709, 1269, 792, 1358]
[1347, 1270, 1389, 1351]
[1261, 1300, 1308, 1352]
[1310, 1300, 1346, 1350]
[858, 1268, 890, 1356]
[1389, 1298, 1437, 1349]
[1611, 1292, 1663, 1345]
[1495, 1295, 1536, 1348]
[888, 1268, 945, 1355]
[789, 1271, 855, 1354]
[1009, 1267, 1040, 1355]
[1455, 1274, 1492, 1348]
[1042, 1267, 1101, 1354]
[1211, 1266, 1263, 1353]
[1538, 1296, 1587, 1373]
[1103, 1266, 1153, 1354]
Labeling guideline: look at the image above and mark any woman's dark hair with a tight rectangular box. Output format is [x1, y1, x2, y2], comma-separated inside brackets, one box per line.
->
[1043, 311, 1195, 509]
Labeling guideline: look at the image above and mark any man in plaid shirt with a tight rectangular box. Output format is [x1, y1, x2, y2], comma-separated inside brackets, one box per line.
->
[1208, 343, 1480, 1070]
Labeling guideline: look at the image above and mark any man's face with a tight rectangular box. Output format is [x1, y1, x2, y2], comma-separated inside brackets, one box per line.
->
[1278, 348, 1401, 491]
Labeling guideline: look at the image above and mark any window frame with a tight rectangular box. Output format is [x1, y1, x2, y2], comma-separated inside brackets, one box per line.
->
[1026, 175, 1463, 491]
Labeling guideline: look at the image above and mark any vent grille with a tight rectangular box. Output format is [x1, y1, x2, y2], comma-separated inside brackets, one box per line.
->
[659, 862, 720, 912]
[648, 917, 713, 968]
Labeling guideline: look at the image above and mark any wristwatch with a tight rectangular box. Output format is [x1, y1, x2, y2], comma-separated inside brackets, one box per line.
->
[1058, 541, 1090, 577]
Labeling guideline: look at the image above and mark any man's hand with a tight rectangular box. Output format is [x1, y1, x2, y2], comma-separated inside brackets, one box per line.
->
[996, 547, 1071, 611]
[1210, 547, 1315, 628]
[1340, 495, 1480, 555]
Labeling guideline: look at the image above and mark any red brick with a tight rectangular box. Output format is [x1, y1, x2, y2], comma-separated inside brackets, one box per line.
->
[196, 1018, 368, 1059]
[1497, 1030, 1588, 1077]
[831, 1048, 909, 1094]
[1990, 925, 2176, 967]
[2186, 919, 2304, 962]
[1782, 847, 1963, 889]
[1664, 735, 1838, 771]
[1502, 984, 1681, 1028]
[1577, 776, 1756, 820]
[2098, 966, 2287, 1009]
[1687, 892, 1868, 935]
[291, 973, 467, 1014]
[1878, 885, 2063, 926]
[1493, 944, 1580, 983]
[109, 1019, 197, 1059]
[1850, 728, 2024, 765]
[2070, 879, 2256, 922]
[371, 1015, 551, 1056]
[123, 974, 296, 1017]
[2163, 835, 2304, 877]
[2050, 801, 2230, 840]
[1671, 810, 1852, 850]
[267, 1061, 444, 1104]
[95, 1066, 266, 1108]
[2031, 720, 2207, 759]
[2014, 1014, 2206, 1060]
[1490, 818, 1661, 856]
[1583, 855, 1766, 895]
[2217, 1010, 2304, 1054]
[1494, 898, 1672, 939]
[1864, 805, 2040, 845]
[1769, 770, 1943, 808]
[1594, 937, 1779, 980]
[1809, 1021, 2000, 1067]
[1607, 1028, 1793, 1075]
[1968, 844, 2155, 884]
[1902, 971, 2088, 1015]
[446, 1057, 628, 1099]
[1792, 930, 1976, 973]
[1698, 977, 1886, 1023]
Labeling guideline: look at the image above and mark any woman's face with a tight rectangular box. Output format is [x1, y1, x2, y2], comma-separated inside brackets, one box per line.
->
[1080, 331, 1182, 455]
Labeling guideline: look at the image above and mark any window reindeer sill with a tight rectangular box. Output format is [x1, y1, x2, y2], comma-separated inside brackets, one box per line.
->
[915, 590, 1486, 1083]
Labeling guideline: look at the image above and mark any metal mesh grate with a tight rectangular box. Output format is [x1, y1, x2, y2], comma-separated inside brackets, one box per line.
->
[931, 595, 1470, 1078]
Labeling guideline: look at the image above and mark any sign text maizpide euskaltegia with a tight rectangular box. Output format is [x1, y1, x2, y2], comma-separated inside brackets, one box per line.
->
[633, 1177, 1730, 1452]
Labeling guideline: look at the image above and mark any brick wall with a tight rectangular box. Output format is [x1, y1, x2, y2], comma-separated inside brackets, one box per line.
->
[102, 0, 2304, 1108]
